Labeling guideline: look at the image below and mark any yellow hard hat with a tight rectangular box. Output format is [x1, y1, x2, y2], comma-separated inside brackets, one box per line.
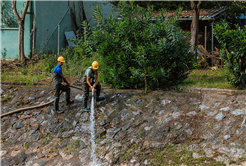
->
[92, 61, 99, 70]
[57, 56, 65, 62]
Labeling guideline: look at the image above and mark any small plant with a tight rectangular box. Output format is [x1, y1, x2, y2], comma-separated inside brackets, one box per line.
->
[60, 128, 65, 134]
[24, 142, 29, 149]
[124, 153, 129, 161]
[21, 69, 28, 75]
[174, 86, 183, 93]
[1, 48, 7, 59]
[25, 129, 29, 132]
[49, 148, 54, 153]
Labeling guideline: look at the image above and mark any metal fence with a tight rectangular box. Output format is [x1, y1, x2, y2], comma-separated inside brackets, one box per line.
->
[0, 0, 18, 28]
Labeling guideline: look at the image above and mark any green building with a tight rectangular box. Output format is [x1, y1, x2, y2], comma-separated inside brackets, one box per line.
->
[0, 1, 114, 59]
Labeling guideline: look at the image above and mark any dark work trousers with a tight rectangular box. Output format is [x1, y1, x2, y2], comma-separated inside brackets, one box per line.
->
[82, 81, 101, 104]
[54, 84, 71, 109]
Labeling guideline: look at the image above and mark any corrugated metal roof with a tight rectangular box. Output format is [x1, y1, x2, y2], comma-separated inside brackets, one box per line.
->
[153, 8, 226, 21]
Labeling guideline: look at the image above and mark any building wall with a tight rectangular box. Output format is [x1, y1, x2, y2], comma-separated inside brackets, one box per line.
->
[34, 1, 114, 54]
[1, 1, 115, 58]
[83, 1, 115, 28]
[35, 1, 75, 53]
[0, 0, 32, 59]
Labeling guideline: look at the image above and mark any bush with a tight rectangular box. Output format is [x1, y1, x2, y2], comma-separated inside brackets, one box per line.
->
[84, 1, 193, 91]
[213, 20, 246, 89]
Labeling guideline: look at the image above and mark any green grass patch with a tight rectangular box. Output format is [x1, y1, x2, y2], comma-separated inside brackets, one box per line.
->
[137, 146, 226, 166]
[180, 68, 235, 89]
[1, 51, 105, 86]
[1, 71, 46, 86]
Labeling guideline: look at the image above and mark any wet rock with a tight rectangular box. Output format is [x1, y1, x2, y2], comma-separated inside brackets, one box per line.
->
[115, 131, 126, 141]
[204, 148, 214, 157]
[14, 120, 23, 129]
[170, 112, 180, 119]
[0, 88, 4, 95]
[111, 117, 120, 127]
[176, 124, 183, 130]
[171, 106, 179, 111]
[214, 155, 229, 164]
[220, 107, 230, 111]
[122, 123, 130, 131]
[214, 102, 222, 106]
[72, 120, 77, 127]
[32, 161, 47, 166]
[215, 112, 226, 121]
[1, 121, 6, 126]
[187, 144, 197, 151]
[224, 135, 230, 140]
[160, 99, 171, 106]
[75, 94, 83, 101]
[10, 117, 17, 125]
[144, 126, 152, 131]
[1, 128, 7, 133]
[133, 98, 144, 106]
[52, 123, 63, 133]
[192, 153, 202, 159]
[106, 128, 121, 138]
[121, 109, 129, 121]
[61, 130, 74, 138]
[37, 151, 45, 159]
[99, 119, 106, 126]
[80, 124, 90, 133]
[9, 152, 27, 165]
[59, 151, 73, 160]
[214, 109, 224, 117]
[163, 118, 170, 123]
[202, 131, 214, 140]
[231, 109, 245, 116]
[79, 112, 89, 123]
[32, 110, 42, 116]
[158, 110, 165, 115]
[0, 150, 7, 157]
[185, 129, 193, 136]
[59, 139, 68, 149]
[30, 131, 41, 141]
[105, 107, 114, 118]
[199, 105, 210, 110]
[1, 117, 8, 122]
[132, 111, 140, 116]
[187, 111, 197, 116]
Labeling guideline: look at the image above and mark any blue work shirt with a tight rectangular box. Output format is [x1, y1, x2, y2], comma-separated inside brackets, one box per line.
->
[53, 64, 63, 75]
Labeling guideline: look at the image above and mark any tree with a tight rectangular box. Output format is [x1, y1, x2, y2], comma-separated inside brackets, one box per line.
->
[12, 0, 30, 62]
[190, 0, 202, 58]
[84, 2, 193, 90]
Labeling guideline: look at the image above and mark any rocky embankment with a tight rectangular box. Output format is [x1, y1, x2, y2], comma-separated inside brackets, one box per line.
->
[1, 85, 246, 166]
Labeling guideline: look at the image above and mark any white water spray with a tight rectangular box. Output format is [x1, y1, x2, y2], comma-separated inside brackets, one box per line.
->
[89, 95, 100, 166]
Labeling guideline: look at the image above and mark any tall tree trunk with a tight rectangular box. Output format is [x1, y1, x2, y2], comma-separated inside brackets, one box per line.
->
[12, 0, 30, 62]
[190, 0, 202, 60]
[191, 7, 199, 50]
[19, 21, 24, 61]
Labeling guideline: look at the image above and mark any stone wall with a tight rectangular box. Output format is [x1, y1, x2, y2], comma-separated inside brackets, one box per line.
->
[1, 86, 246, 165]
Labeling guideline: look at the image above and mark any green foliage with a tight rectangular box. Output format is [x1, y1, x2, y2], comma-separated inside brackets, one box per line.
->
[213, 20, 246, 89]
[1, 1, 18, 28]
[85, 2, 193, 90]
[1, 48, 7, 59]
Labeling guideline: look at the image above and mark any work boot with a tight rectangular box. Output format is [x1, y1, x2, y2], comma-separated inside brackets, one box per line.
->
[66, 93, 74, 105]
[82, 103, 90, 112]
[54, 103, 64, 114]
[96, 96, 105, 102]
[66, 100, 74, 105]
